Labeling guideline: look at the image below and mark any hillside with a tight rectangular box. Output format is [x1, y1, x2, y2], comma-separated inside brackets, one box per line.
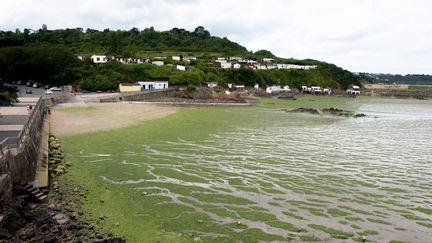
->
[0, 26, 360, 91]
[359, 73, 432, 85]
[0, 26, 247, 55]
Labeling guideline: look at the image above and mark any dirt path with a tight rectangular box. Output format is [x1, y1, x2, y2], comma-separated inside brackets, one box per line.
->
[50, 103, 180, 136]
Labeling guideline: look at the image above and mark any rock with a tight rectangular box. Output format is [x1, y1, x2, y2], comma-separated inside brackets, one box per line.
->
[70, 212, 78, 219]
[322, 107, 353, 117]
[67, 222, 80, 230]
[43, 235, 57, 243]
[284, 108, 319, 114]
[39, 223, 50, 231]
[354, 113, 366, 118]
[53, 213, 69, 225]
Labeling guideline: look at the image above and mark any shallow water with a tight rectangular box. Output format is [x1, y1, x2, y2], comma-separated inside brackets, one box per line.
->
[69, 97, 432, 242]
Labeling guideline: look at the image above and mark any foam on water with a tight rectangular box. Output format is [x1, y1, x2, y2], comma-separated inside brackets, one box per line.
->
[76, 98, 432, 241]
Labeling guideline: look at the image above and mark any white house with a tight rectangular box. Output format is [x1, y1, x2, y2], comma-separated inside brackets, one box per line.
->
[116, 57, 132, 64]
[183, 56, 197, 62]
[347, 85, 360, 95]
[277, 64, 318, 70]
[138, 81, 169, 90]
[267, 64, 277, 70]
[229, 57, 242, 61]
[311, 86, 322, 93]
[152, 61, 164, 66]
[91, 54, 107, 63]
[221, 62, 232, 69]
[133, 58, 145, 64]
[263, 58, 275, 62]
[323, 88, 332, 95]
[172, 56, 181, 61]
[300, 65, 317, 70]
[233, 63, 241, 69]
[176, 65, 186, 71]
[266, 85, 291, 94]
[257, 64, 267, 70]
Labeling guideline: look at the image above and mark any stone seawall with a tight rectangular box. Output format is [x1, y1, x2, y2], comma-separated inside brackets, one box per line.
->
[0, 94, 66, 202]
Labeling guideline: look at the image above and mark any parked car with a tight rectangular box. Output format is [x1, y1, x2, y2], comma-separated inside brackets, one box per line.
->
[45, 89, 53, 94]
[49, 87, 62, 92]
[32, 83, 39, 88]
[25, 88, 33, 94]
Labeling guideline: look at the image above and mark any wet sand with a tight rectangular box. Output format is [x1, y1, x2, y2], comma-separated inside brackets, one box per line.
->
[50, 103, 180, 135]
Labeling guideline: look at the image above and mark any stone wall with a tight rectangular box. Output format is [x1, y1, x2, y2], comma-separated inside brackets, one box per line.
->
[0, 94, 65, 203]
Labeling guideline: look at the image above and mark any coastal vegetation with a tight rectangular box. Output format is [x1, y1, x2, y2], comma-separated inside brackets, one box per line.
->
[0, 27, 360, 91]
[55, 97, 432, 242]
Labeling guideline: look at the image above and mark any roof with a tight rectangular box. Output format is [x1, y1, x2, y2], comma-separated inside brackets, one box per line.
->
[138, 81, 168, 83]
[120, 83, 140, 86]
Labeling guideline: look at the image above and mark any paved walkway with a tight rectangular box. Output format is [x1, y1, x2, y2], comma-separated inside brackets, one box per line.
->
[0, 96, 38, 142]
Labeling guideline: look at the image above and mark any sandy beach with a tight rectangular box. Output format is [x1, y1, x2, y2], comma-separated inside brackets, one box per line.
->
[50, 103, 180, 135]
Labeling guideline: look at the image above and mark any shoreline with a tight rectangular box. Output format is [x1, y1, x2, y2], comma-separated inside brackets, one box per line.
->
[0, 177, 115, 242]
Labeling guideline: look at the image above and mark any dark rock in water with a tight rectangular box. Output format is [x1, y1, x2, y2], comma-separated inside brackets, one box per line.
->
[322, 107, 353, 117]
[284, 108, 319, 114]
[284, 107, 366, 118]
[278, 96, 297, 100]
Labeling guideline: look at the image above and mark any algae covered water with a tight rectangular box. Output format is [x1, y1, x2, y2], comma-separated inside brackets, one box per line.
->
[63, 97, 432, 242]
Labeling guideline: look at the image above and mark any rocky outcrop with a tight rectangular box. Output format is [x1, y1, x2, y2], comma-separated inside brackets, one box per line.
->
[321, 107, 354, 117]
[284, 107, 366, 118]
[284, 108, 320, 115]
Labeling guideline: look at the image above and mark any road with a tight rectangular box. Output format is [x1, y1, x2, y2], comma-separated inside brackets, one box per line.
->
[0, 85, 43, 143]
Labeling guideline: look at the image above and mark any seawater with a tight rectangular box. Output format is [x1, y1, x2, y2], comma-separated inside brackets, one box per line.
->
[74, 97, 432, 242]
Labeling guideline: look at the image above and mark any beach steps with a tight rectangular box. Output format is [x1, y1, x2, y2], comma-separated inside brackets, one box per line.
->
[19, 181, 48, 202]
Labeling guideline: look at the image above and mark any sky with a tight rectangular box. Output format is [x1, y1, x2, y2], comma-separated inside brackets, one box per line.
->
[1, 0, 431, 74]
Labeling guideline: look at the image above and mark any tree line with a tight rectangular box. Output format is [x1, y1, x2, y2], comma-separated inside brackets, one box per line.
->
[0, 26, 361, 93]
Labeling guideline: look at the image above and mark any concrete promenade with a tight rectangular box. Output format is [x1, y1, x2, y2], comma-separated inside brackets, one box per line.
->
[0, 97, 39, 142]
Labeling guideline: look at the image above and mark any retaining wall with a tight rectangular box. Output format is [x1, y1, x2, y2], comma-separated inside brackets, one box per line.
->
[0, 93, 65, 202]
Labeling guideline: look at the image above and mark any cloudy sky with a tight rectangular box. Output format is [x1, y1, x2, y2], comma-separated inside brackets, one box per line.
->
[1, 0, 431, 74]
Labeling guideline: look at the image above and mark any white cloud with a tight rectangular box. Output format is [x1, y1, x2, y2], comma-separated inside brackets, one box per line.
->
[0, 0, 431, 74]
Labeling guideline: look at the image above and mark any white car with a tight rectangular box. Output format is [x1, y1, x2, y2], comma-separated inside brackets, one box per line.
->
[49, 87, 62, 92]
[45, 89, 53, 94]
